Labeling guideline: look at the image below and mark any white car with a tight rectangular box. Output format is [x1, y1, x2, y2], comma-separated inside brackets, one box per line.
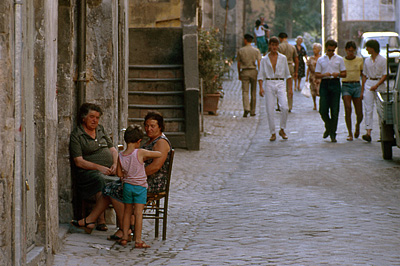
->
[358, 32, 400, 77]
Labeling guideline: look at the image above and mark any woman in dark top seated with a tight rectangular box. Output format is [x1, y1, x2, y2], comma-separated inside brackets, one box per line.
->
[70, 103, 118, 232]
[71, 111, 172, 239]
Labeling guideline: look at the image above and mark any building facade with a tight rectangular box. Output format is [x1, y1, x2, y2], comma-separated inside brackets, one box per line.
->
[322, 0, 397, 55]
[0, 0, 197, 265]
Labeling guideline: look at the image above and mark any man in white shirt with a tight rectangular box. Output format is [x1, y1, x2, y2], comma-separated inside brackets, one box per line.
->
[258, 37, 291, 141]
[361, 39, 387, 142]
[315, 39, 346, 142]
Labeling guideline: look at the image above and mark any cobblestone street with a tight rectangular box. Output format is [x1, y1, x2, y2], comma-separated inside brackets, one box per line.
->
[54, 75, 400, 265]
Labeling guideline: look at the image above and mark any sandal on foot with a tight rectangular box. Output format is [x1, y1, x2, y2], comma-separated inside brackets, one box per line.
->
[70, 218, 95, 234]
[362, 134, 371, 142]
[347, 136, 353, 141]
[107, 234, 121, 241]
[118, 239, 128, 247]
[108, 229, 133, 242]
[96, 223, 108, 231]
[135, 242, 151, 248]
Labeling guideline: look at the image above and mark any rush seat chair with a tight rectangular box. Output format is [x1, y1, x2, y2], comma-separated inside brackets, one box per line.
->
[143, 149, 174, 240]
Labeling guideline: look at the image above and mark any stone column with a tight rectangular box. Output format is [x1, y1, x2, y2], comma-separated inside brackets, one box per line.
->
[57, 0, 77, 223]
[31, 0, 59, 257]
[0, 0, 15, 265]
[183, 0, 200, 150]
[322, 0, 338, 47]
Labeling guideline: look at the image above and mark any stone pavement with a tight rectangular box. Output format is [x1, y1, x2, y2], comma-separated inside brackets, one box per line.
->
[53, 73, 400, 265]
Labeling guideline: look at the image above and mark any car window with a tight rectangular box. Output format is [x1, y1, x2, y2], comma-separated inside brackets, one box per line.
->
[363, 36, 400, 48]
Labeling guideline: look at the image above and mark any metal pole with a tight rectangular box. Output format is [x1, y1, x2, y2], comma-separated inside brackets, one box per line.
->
[387, 43, 389, 102]
[200, 78, 204, 133]
[222, 0, 229, 54]
[78, 0, 87, 108]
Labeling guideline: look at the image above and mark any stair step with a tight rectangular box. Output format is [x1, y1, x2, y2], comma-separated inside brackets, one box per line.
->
[128, 117, 185, 122]
[129, 64, 183, 69]
[128, 104, 184, 109]
[129, 78, 183, 82]
[164, 131, 185, 136]
[129, 91, 184, 95]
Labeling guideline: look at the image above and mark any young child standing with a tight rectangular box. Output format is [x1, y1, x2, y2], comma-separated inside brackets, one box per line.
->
[117, 125, 161, 247]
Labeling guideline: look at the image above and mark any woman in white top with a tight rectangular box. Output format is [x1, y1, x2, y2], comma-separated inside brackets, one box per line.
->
[254, 20, 268, 55]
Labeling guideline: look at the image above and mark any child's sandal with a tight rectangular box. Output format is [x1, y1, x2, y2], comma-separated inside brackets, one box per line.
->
[135, 241, 150, 248]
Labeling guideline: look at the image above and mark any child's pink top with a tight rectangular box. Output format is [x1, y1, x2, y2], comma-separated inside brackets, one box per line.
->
[119, 149, 148, 188]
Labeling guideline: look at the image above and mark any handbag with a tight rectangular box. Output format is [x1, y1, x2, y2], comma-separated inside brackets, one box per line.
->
[301, 81, 311, 98]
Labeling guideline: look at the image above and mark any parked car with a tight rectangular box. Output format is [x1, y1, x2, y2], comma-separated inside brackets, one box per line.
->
[377, 59, 400, 159]
[358, 32, 400, 78]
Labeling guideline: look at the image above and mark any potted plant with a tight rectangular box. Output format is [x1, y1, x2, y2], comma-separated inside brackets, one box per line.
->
[198, 28, 229, 114]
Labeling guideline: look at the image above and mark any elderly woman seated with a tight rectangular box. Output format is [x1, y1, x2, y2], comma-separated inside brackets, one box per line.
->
[70, 103, 118, 232]
[71, 111, 172, 240]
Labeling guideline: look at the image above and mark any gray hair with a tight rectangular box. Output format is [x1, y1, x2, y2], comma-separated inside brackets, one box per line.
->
[312, 43, 322, 51]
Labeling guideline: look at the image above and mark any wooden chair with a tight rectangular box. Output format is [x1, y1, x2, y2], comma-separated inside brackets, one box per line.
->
[143, 149, 174, 240]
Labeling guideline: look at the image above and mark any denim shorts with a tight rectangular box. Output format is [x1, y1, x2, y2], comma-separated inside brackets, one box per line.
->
[342, 82, 361, 98]
[123, 183, 147, 204]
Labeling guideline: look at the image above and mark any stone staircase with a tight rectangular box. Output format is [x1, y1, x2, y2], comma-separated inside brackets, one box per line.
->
[128, 64, 186, 147]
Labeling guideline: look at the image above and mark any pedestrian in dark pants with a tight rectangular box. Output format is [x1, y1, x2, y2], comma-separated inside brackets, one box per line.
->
[315, 40, 346, 142]
[237, 34, 261, 117]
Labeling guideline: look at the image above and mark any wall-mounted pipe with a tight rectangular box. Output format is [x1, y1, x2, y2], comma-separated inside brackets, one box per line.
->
[77, 0, 87, 107]
[13, 0, 24, 265]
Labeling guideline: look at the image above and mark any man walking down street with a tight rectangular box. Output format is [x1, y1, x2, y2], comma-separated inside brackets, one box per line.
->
[237, 34, 262, 117]
[315, 39, 346, 142]
[278, 32, 298, 112]
[361, 39, 387, 142]
[258, 37, 291, 141]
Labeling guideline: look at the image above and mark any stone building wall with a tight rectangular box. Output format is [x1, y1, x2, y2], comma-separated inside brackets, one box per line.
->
[0, 0, 129, 265]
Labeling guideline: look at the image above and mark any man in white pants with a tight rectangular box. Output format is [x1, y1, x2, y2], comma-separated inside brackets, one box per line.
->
[361, 39, 387, 142]
[258, 37, 291, 141]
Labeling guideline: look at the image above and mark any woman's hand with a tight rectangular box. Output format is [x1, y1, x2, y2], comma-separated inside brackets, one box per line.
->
[109, 163, 117, 175]
[98, 165, 112, 175]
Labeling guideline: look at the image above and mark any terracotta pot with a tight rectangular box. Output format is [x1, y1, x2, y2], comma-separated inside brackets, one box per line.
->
[203, 93, 220, 115]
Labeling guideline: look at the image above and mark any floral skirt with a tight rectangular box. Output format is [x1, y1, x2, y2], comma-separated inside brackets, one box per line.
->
[102, 180, 124, 202]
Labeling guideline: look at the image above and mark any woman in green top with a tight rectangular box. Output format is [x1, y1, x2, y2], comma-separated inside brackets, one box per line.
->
[70, 103, 118, 232]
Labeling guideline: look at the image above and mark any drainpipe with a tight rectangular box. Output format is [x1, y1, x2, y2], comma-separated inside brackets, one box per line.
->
[14, 1, 24, 265]
[77, 0, 87, 107]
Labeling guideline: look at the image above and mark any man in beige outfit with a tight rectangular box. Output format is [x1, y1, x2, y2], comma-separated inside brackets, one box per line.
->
[278, 32, 298, 112]
[237, 34, 262, 117]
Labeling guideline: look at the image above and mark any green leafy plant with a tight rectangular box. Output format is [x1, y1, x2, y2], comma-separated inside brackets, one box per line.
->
[198, 28, 230, 94]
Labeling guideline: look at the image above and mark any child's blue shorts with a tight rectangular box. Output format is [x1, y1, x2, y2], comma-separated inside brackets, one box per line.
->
[122, 183, 147, 204]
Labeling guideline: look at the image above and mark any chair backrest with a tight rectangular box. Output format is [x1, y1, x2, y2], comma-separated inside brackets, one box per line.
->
[164, 149, 174, 197]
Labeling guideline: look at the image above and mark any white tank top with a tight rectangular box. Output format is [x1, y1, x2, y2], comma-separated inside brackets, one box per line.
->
[254, 26, 265, 37]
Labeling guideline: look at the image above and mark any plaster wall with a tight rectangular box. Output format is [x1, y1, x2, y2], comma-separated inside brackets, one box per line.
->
[57, 0, 128, 223]
[202, 0, 244, 57]
[85, 0, 119, 141]
[129, 0, 181, 27]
